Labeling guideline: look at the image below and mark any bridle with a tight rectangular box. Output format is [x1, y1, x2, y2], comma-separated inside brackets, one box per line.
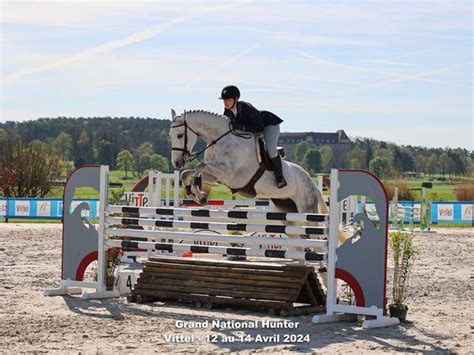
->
[170, 111, 252, 164]
[170, 111, 200, 163]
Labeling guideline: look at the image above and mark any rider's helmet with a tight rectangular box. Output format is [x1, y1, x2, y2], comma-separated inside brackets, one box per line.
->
[219, 85, 240, 100]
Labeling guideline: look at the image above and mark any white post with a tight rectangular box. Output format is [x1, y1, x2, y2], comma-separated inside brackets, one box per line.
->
[156, 172, 162, 207]
[81, 165, 120, 299]
[165, 174, 171, 207]
[393, 187, 399, 227]
[173, 170, 180, 208]
[97, 165, 108, 293]
[421, 187, 426, 224]
[326, 169, 339, 314]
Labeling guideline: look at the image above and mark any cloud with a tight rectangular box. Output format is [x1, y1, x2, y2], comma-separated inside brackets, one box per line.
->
[1, 1, 250, 85]
[269, 31, 380, 47]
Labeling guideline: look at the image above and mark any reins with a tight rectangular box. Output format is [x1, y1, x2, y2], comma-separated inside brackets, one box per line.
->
[170, 112, 253, 164]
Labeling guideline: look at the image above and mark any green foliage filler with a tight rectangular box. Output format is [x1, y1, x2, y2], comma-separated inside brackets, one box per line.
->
[390, 231, 417, 306]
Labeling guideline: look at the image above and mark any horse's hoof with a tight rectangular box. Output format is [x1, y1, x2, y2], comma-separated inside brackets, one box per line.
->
[198, 195, 208, 205]
[184, 185, 195, 198]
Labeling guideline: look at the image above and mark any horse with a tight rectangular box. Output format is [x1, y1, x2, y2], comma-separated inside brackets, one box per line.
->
[169, 109, 328, 216]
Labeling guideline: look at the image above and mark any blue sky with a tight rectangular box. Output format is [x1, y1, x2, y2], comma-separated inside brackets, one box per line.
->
[1, 1, 472, 149]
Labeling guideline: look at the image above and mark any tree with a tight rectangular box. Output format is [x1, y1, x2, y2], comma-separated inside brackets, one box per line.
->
[414, 155, 427, 176]
[0, 128, 7, 144]
[365, 140, 373, 169]
[348, 146, 366, 169]
[426, 154, 438, 177]
[0, 141, 61, 197]
[294, 141, 311, 163]
[303, 149, 322, 175]
[77, 129, 94, 165]
[439, 153, 449, 177]
[53, 131, 72, 161]
[116, 150, 134, 178]
[391, 146, 414, 175]
[449, 149, 468, 177]
[349, 158, 362, 169]
[319, 145, 332, 173]
[59, 160, 75, 178]
[97, 140, 115, 167]
[134, 142, 155, 177]
[467, 158, 474, 178]
[369, 157, 391, 178]
[150, 154, 169, 172]
[376, 148, 392, 162]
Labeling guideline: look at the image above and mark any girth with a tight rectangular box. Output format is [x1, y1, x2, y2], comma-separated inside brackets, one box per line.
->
[230, 162, 266, 197]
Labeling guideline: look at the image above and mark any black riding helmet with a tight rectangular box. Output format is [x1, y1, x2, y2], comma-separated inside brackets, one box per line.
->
[219, 85, 240, 100]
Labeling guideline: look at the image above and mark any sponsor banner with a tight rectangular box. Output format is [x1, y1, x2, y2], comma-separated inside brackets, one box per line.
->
[437, 204, 454, 221]
[123, 192, 151, 207]
[37, 201, 51, 217]
[14, 201, 30, 216]
[461, 204, 473, 221]
[0, 200, 7, 217]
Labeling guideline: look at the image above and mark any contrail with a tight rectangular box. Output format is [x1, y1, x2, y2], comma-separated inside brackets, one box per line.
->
[185, 42, 261, 90]
[1, 2, 251, 85]
[299, 51, 467, 87]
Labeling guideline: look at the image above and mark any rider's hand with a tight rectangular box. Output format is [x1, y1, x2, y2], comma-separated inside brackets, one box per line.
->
[231, 121, 245, 131]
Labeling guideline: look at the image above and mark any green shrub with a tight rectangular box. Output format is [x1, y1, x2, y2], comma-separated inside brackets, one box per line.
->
[390, 231, 417, 306]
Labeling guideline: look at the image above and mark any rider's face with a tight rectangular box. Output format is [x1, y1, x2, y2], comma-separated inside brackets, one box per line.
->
[223, 98, 237, 110]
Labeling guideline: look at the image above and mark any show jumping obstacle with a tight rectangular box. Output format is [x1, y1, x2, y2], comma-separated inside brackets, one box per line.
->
[119, 168, 356, 262]
[390, 187, 432, 232]
[44, 165, 399, 329]
[361, 186, 433, 232]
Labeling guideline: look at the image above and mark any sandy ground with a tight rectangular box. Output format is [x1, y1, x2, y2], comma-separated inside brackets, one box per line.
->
[0, 223, 473, 354]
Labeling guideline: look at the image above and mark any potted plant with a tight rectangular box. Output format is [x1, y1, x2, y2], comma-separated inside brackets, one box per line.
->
[389, 231, 417, 322]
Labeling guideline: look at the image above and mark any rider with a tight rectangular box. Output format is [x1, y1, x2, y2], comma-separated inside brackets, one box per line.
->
[220, 85, 287, 188]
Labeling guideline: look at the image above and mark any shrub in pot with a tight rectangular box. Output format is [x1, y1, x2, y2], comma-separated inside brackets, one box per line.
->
[389, 231, 417, 322]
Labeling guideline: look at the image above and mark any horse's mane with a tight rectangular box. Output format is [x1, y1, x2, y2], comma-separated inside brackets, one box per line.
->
[186, 110, 228, 120]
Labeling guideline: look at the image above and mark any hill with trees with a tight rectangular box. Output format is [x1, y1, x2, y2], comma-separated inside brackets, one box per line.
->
[0, 117, 472, 194]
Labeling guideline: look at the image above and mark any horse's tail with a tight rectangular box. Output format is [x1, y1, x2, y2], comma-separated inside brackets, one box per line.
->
[314, 184, 329, 215]
[300, 169, 328, 214]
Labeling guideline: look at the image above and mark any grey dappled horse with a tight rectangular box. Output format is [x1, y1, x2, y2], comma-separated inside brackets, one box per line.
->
[169, 110, 328, 216]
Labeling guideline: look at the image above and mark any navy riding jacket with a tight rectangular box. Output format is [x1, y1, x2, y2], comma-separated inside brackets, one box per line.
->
[223, 101, 283, 133]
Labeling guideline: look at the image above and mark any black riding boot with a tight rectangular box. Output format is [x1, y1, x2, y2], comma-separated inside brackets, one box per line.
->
[270, 156, 287, 188]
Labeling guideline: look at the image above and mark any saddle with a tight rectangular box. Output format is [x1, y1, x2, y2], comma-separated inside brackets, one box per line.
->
[230, 137, 285, 197]
[257, 137, 286, 170]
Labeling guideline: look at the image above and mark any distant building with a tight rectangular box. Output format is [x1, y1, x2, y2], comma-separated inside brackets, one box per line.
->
[278, 130, 352, 159]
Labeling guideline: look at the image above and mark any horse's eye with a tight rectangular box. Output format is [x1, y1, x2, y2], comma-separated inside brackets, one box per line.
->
[177, 134, 184, 139]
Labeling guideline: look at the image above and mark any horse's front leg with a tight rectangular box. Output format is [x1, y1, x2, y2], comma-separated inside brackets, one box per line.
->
[180, 169, 199, 200]
[180, 164, 217, 204]
[192, 163, 219, 204]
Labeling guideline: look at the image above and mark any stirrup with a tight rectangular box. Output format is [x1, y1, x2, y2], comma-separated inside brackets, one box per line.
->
[277, 176, 287, 188]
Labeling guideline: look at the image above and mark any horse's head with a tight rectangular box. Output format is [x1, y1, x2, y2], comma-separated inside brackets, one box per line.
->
[169, 109, 199, 169]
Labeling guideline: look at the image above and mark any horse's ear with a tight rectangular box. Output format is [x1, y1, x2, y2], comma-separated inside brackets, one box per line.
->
[171, 109, 177, 120]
